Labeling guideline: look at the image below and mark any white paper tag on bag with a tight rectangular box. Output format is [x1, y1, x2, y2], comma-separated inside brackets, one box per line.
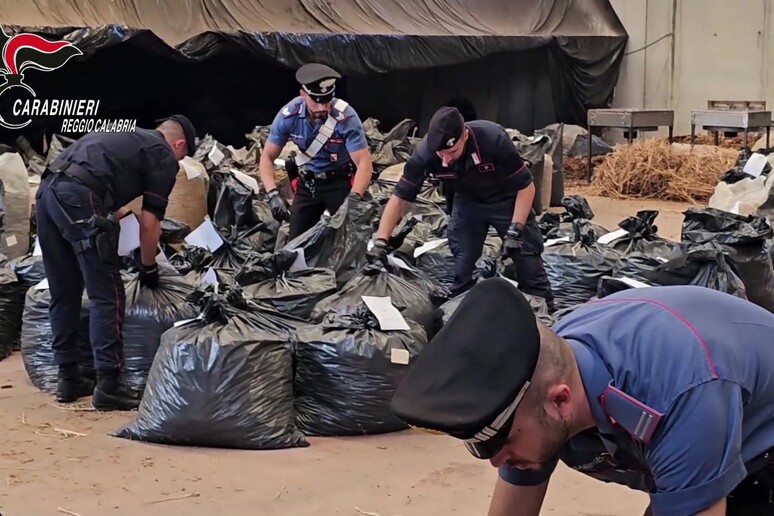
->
[362, 295, 410, 331]
[180, 158, 204, 180]
[118, 214, 141, 256]
[390, 348, 410, 365]
[208, 145, 225, 166]
[5, 235, 17, 247]
[33, 278, 49, 290]
[387, 254, 415, 271]
[33, 237, 43, 256]
[185, 218, 224, 252]
[413, 239, 448, 258]
[616, 277, 651, 289]
[231, 169, 261, 195]
[289, 248, 308, 272]
[597, 228, 629, 245]
[544, 236, 571, 247]
[743, 153, 768, 177]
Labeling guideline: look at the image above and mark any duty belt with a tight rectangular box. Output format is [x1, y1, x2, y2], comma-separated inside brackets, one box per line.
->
[48, 160, 114, 209]
[299, 163, 354, 183]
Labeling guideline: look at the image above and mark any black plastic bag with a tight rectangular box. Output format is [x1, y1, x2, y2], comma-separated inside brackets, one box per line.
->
[0, 268, 21, 360]
[120, 268, 199, 393]
[312, 263, 436, 337]
[21, 288, 92, 393]
[437, 283, 553, 330]
[568, 134, 614, 158]
[651, 243, 747, 299]
[183, 266, 237, 290]
[542, 220, 623, 310]
[295, 310, 427, 436]
[538, 196, 609, 241]
[383, 259, 452, 306]
[209, 170, 261, 229]
[605, 210, 662, 253]
[8, 254, 45, 293]
[237, 250, 338, 320]
[611, 240, 683, 285]
[282, 196, 377, 287]
[169, 223, 274, 272]
[681, 208, 774, 312]
[115, 289, 308, 450]
[160, 219, 191, 244]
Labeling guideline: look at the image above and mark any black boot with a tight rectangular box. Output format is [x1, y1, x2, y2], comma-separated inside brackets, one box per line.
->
[56, 362, 95, 403]
[92, 369, 140, 411]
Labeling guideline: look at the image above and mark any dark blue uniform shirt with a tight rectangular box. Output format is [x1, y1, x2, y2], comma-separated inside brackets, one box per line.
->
[500, 285, 774, 516]
[56, 128, 180, 219]
[267, 96, 368, 173]
[394, 120, 531, 204]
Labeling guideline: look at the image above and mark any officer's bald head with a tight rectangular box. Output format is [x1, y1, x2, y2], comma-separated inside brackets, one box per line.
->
[156, 119, 187, 160]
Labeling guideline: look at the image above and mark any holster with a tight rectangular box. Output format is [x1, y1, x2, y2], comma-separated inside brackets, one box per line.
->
[285, 157, 300, 181]
[74, 214, 120, 267]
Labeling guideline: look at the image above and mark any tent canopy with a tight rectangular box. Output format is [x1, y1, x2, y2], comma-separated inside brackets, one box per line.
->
[0, 0, 627, 147]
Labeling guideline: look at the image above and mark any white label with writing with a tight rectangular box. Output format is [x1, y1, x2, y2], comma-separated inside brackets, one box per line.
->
[208, 145, 225, 166]
[390, 348, 410, 365]
[185, 217, 225, 252]
[5, 235, 17, 247]
[231, 169, 260, 194]
[362, 295, 410, 331]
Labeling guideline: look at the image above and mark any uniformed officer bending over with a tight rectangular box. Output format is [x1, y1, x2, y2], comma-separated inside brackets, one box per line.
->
[391, 278, 774, 516]
[259, 63, 374, 240]
[36, 115, 196, 411]
[368, 106, 554, 305]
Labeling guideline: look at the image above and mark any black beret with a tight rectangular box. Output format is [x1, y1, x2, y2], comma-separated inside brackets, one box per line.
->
[426, 106, 465, 153]
[390, 277, 540, 459]
[156, 114, 197, 157]
[296, 63, 341, 101]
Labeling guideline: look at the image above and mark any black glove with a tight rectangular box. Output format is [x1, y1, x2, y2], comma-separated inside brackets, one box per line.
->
[139, 262, 160, 289]
[502, 223, 524, 258]
[367, 238, 389, 264]
[267, 189, 290, 223]
[348, 191, 363, 202]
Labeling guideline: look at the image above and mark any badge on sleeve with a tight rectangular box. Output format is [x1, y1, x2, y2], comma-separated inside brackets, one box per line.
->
[330, 153, 338, 162]
[478, 163, 495, 173]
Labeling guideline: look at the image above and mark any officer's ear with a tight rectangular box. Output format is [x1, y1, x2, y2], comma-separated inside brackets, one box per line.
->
[544, 383, 573, 419]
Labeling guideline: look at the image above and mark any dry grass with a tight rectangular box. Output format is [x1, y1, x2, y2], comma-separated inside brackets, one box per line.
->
[588, 139, 738, 204]
[671, 132, 761, 149]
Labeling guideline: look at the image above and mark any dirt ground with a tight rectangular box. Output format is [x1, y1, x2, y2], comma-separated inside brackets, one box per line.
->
[0, 193, 691, 516]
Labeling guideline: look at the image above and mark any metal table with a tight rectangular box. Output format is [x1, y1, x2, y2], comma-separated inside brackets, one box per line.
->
[586, 108, 675, 180]
[690, 110, 771, 150]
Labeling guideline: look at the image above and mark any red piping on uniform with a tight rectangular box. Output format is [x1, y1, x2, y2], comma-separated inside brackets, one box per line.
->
[589, 298, 719, 377]
[399, 176, 421, 187]
[143, 191, 168, 201]
[89, 191, 123, 369]
[505, 163, 527, 177]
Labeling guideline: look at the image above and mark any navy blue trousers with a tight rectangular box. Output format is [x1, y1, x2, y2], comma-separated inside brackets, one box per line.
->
[288, 178, 350, 240]
[447, 195, 555, 308]
[35, 175, 125, 371]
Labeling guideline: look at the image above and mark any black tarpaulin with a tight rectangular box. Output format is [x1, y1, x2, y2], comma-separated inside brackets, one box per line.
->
[0, 0, 626, 146]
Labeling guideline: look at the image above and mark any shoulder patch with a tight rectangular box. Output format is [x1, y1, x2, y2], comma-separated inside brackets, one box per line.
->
[332, 98, 352, 122]
[281, 98, 303, 118]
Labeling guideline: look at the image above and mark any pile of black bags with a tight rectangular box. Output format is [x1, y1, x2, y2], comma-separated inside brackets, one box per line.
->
[116, 287, 308, 450]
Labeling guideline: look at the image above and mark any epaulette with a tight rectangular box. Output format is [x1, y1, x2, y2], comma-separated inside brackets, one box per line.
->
[600, 385, 664, 444]
[331, 98, 351, 122]
[280, 98, 304, 118]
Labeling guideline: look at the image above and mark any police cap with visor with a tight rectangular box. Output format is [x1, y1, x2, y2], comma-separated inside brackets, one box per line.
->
[390, 277, 540, 459]
[296, 63, 341, 103]
[426, 106, 466, 153]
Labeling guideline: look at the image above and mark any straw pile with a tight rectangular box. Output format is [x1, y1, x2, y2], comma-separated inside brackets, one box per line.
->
[589, 139, 737, 204]
[672, 132, 760, 149]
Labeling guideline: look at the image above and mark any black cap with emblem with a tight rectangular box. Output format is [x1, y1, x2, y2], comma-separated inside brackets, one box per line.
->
[390, 277, 541, 460]
[296, 63, 341, 103]
[426, 106, 466, 153]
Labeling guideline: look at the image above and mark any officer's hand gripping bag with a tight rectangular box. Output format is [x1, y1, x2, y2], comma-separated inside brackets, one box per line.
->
[311, 262, 436, 338]
[119, 266, 199, 393]
[295, 309, 427, 437]
[541, 219, 623, 311]
[114, 287, 308, 450]
[281, 195, 377, 288]
[235, 249, 337, 320]
[21, 287, 93, 393]
[680, 207, 774, 312]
